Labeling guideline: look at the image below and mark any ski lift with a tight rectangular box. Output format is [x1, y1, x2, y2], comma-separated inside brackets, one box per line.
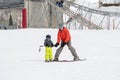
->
[99, 0, 120, 7]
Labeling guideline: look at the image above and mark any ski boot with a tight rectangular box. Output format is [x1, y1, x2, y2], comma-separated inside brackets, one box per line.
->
[73, 57, 80, 61]
[53, 58, 59, 61]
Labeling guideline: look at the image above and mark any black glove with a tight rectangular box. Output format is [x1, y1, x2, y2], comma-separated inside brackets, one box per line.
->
[61, 41, 66, 47]
[54, 43, 59, 47]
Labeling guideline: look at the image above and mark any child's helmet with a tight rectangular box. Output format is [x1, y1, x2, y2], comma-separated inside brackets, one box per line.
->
[46, 35, 51, 39]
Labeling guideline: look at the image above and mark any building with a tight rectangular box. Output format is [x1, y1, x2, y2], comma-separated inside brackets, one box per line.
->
[0, 0, 24, 3]
[25, 0, 63, 28]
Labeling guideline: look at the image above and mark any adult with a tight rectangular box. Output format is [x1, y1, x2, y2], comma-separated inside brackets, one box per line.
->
[54, 23, 80, 61]
[55, 0, 64, 7]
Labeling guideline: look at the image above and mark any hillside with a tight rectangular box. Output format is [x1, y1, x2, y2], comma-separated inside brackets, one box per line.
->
[0, 29, 120, 80]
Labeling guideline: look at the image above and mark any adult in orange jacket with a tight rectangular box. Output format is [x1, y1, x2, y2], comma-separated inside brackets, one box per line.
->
[54, 23, 80, 61]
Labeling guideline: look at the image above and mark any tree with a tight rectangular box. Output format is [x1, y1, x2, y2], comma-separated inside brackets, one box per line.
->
[9, 14, 13, 26]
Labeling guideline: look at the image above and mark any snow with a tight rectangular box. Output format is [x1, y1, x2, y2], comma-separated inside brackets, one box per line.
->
[85, 0, 120, 3]
[73, 0, 99, 4]
[83, 0, 99, 3]
[0, 28, 120, 80]
[102, 0, 120, 4]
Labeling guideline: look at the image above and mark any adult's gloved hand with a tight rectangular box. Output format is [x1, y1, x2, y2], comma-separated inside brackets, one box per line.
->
[61, 41, 66, 47]
[54, 43, 59, 47]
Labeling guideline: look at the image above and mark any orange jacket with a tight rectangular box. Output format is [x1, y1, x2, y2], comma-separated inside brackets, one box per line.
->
[57, 27, 71, 43]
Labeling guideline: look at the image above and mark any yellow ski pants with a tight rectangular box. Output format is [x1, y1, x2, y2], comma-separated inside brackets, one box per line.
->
[45, 47, 53, 61]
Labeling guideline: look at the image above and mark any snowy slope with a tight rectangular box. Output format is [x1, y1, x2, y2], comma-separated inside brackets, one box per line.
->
[0, 28, 120, 80]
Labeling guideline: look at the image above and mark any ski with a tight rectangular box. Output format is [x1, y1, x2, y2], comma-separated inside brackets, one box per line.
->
[52, 58, 87, 62]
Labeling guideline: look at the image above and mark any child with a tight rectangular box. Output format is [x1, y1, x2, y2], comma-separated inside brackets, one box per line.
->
[44, 35, 54, 62]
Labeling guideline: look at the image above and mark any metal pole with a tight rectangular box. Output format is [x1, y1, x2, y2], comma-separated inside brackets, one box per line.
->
[28, 0, 29, 27]
[107, 16, 110, 30]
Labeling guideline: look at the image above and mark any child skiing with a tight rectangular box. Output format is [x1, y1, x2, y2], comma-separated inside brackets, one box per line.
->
[44, 35, 54, 62]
